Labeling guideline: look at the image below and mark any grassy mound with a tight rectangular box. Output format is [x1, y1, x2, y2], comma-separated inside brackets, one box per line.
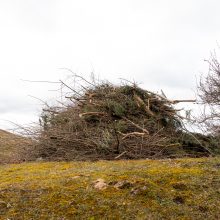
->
[0, 130, 33, 164]
[35, 82, 207, 161]
[0, 157, 219, 219]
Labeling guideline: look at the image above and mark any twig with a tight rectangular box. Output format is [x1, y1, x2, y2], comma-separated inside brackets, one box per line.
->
[42, 109, 59, 114]
[79, 112, 107, 117]
[120, 132, 146, 140]
[59, 80, 82, 97]
[21, 79, 60, 84]
[59, 68, 95, 87]
[115, 151, 127, 159]
[28, 95, 50, 107]
[65, 96, 85, 104]
[171, 99, 196, 104]
[145, 89, 196, 105]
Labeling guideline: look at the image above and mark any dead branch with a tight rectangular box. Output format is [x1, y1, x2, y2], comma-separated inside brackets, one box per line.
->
[42, 109, 59, 114]
[79, 112, 108, 117]
[120, 132, 146, 140]
[60, 80, 82, 97]
[59, 68, 95, 87]
[65, 96, 85, 104]
[114, 151, 127, 159]
[122, 117, 149, 134]
[171, 99, 196, 104]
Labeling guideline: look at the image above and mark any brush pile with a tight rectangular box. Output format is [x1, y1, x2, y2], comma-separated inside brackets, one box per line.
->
[34, 79, 198, 161]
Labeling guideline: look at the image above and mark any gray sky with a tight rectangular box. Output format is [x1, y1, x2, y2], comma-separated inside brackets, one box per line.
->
[0, 0, 220, 130]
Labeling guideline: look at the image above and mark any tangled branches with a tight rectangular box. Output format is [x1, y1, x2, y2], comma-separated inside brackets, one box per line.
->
[199, 54, 220, 135]
[33, 76, 202, 161]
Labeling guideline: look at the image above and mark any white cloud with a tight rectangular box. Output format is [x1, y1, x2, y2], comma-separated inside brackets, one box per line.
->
[0, 0, 220, 129]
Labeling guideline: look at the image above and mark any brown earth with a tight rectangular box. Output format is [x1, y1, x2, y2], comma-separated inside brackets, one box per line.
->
[0, 129, 33, 164]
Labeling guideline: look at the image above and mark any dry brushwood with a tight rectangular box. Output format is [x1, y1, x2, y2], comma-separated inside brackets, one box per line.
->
[33, 78, 201, 161]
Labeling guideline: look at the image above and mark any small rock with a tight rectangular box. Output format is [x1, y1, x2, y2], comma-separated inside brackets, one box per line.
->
[114, 180, 133, 189]
[7, 203, 12, 208]
[108, 181, 118, 185]
[130, 186, 147, 195]
[130, 188, 140, 195]
[93, 178, 108, 190]
[142, 186, 147, 190]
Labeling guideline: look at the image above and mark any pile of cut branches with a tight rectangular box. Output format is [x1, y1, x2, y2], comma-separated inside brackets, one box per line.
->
[33, 78, 201, 161]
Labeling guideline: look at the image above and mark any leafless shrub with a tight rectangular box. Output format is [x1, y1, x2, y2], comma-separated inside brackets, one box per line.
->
[198, 53, 220, 135]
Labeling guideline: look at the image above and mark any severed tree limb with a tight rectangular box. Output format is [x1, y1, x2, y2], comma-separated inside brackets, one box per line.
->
[145, 89, 196, 104]
[114, 151, 127, 159]
[171, 99, 196, 104]
[134, 94, 145, 107]
[65, 96, 85, 104]
[154, 143, 181, 147]
[145, 99, 155, 116]
[134, 94, 155, 116]
[60, 80, 82, 97]
[145, 106, 155, 116]
[79, 112, 107, 117]
[122, 117, 149, 134]
[42, 109, 59, 114]
[121, 132, 146, 140]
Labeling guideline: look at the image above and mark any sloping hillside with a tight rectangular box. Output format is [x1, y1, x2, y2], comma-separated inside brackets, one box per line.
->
[0, 157, 219, 219]
[0, 129, 32, 163]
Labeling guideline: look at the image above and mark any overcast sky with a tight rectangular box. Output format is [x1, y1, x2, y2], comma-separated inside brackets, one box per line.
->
[0, 0, 220, 131]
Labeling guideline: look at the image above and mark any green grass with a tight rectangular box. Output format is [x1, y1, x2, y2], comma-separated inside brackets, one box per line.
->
[0, 157, 220, 219]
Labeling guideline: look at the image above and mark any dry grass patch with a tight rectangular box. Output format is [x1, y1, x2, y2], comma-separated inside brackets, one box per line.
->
[0, 130, 33, 164]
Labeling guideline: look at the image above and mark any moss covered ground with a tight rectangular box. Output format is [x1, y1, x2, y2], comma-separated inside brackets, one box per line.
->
[0, 157, 220, 219]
